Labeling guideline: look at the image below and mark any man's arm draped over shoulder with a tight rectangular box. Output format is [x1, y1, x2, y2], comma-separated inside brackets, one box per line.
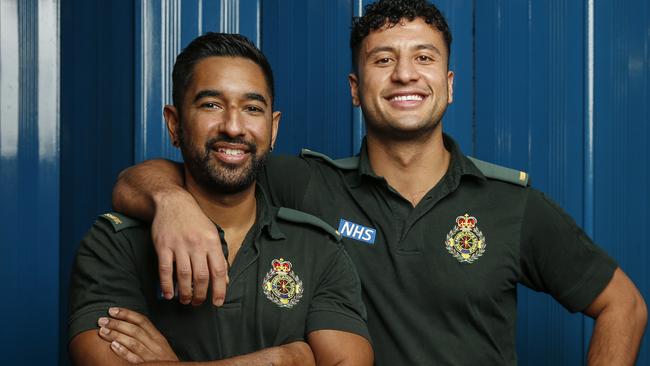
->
[112, 156, 314, 306]
[113, 159, 228, 306]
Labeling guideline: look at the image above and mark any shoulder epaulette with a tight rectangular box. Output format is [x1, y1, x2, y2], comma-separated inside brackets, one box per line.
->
[300, 149, 359, 170]
[467, 157, 530, 187]
[277, 207, 342, 241]
[98, 212, 143, 232]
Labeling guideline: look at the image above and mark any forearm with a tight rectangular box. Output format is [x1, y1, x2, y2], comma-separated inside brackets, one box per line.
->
[112, 159, 185, 221]
[73, 330, 313, 366]
[586, 287, 647, 365]
[144, 342, 314, 366]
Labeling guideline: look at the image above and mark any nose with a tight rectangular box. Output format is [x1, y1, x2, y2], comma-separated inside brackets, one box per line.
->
[391, 57, 419, 84]
[219, 107, 245, 137]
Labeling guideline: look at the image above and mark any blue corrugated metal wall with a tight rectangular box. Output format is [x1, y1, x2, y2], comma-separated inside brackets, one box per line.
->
[0, 0, 647, 364]
[0, 0, 61, 364]
[594, 1, 649, 364]
[475, 0, 590, 362]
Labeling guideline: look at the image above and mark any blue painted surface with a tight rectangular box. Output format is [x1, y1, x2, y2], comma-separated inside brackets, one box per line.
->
[136, 0, 179, 162]
[434, 0, 474, 154]
[1, 0, 648, 364]
[59, 1, 136, 365]
[0, 0, 60, 363]
[262, 0, 355, 157]
[475, 0, 591, 364]
[594, 1, 650, 364]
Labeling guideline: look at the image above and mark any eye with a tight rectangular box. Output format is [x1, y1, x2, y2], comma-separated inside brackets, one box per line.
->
[244, 105, 264, 114]
[416, 55, 434, 63]
[200, 102, 222, 110]
[375, 57, 393, 65]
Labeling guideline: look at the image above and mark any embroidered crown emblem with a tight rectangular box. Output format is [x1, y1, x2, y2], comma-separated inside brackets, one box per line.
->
[272, 259, 292, 273]
[445, 214, 487, 264]
[262, 258, 303, 308]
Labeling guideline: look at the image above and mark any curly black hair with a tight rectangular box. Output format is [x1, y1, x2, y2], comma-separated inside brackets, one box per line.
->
[350, 0, 452, 72]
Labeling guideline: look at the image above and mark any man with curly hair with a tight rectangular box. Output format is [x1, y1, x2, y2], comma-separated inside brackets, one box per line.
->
[111, 0, 647, 364]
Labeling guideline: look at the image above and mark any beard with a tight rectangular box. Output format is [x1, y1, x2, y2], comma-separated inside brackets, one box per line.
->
[178, 128, 269, 195]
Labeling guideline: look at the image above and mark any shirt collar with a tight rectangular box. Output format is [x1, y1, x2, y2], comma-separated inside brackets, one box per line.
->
[255, 184, 286, 240]
[355, 133, 486, 184]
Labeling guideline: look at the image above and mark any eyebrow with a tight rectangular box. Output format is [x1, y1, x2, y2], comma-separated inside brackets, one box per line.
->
[366, 46, 396, 58]
[244, 92, 268, 106]
[414, 44, 442, 56]
[366, 44, 442, 57]
[193, 89, 222, 103]
[193, 89, 268, 106]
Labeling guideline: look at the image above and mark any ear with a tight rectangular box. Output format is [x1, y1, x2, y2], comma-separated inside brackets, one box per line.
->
[270, 111, 281, 149]
[446, 70, 455, 104]
[348, 73, 361, 106]
[164, 105, 181, 147]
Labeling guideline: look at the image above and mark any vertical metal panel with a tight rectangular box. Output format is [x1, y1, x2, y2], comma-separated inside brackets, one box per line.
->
[219, 0, 260, 46]
[235, 0, 261, 45]
[59, 0, 135, 364]
[351, 0, 366, 153]
[582, 0, 596, 351]
[201, 0, 221, 35]
[435, 0, 474, 154]
[262, 0, 355, 157]
[475, 0, 587, 364]
[0, 0, 60, 363]
[136, 0, 182, 162]
[594, 0, 649, 364]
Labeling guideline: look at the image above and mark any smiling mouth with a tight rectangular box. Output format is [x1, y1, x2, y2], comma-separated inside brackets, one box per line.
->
[388, 94, 424, 102]
[217, 147, 246, 156]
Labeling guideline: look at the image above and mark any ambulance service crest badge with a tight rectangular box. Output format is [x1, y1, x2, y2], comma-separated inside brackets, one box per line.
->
[445, 214, 487, 263]
[263, 258, 303, 308]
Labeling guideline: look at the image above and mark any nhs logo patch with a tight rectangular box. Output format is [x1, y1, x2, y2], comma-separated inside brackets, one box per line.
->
[338, 218, 376, 244]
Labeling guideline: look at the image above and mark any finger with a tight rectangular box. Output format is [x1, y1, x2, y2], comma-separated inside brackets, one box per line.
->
[111, 340, 145, 364]
[101, 312, 163, 354]
[98, 317, 149, 344]
[107, 308, 160, 340]
[190, 253, 210, 306]
[175, 252, 193, 305]
[157, 248, 175, 300]
[99, 325, 152, 362]
[208, 251, 229, 306]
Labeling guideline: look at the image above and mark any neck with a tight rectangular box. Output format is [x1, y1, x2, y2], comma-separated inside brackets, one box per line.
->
[185, 171, 257, 264]
[366, 126, 450, 206]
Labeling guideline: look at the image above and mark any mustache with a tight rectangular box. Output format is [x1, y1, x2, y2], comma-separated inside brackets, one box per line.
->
[205, 135, 257, 154]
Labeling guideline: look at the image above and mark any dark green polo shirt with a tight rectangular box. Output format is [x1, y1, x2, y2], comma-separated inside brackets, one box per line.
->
[68, 189, 368, 361]
[258, 135, 617, 365]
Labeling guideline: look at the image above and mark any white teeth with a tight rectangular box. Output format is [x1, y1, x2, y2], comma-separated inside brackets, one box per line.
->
[218, 148, 245, 156]
[390, 95, 423, 102]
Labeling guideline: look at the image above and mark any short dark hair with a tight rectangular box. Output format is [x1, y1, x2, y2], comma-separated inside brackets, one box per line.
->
[350, 0, 452, 72]
[172, 32, 275, 109]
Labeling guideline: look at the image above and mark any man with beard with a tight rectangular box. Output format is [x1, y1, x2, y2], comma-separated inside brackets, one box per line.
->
[68, 32, 372, 366]
[111, 0, 647, 365]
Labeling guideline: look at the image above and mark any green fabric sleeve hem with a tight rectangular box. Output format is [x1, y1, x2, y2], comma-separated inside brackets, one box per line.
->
[558, 259, 618, 313]
[68, 303, 147, 343]
[306, 309, 371, 343]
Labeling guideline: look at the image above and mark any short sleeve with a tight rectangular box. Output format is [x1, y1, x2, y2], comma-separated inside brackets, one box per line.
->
[68, 219, 149, 342]
[258, 155, 312, 209]
[305, 246, 370, 341]
[519, 190, 617, 313]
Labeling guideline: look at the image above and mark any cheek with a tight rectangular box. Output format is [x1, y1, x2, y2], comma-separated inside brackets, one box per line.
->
[247, 119, 273, 140]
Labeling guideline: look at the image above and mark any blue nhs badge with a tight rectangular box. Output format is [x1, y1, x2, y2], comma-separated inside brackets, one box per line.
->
[338, 218, 376, 244]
